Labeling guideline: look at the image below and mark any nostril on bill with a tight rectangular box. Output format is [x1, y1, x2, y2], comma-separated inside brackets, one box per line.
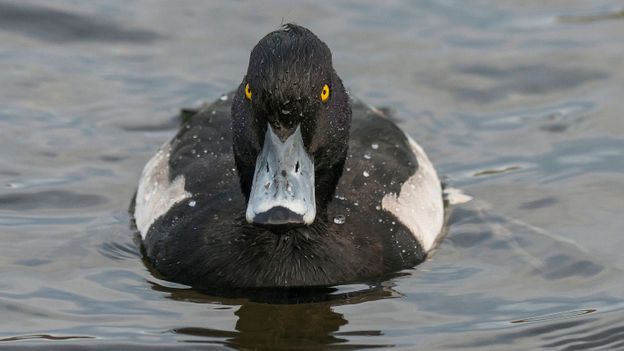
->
[295, 161, 300, 173]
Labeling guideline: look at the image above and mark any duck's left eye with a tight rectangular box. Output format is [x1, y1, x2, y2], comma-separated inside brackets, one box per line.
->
[320, 84, 330, 102]
[245, 83, 252, 101]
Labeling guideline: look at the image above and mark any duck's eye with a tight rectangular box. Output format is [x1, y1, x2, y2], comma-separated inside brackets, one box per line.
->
[320, 84, 330, 102]
[245, 83, 252, 101]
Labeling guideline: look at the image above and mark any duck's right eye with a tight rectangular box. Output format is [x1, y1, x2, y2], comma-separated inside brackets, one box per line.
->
[245, 83, 252, 101]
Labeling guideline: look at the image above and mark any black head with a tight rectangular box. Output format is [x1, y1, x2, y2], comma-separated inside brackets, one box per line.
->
[231, 24, 351, 228]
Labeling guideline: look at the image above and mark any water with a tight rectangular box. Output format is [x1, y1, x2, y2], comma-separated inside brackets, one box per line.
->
[1, 0, 623, 349]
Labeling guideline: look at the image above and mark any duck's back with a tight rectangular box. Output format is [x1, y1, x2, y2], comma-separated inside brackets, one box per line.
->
[134, 94, 444, 287]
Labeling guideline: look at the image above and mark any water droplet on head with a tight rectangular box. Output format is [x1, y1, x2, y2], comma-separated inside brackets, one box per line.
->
[363, 153, 371, 160]
[371, 143, 379, 150]
[333, 215, 346, 225]
[363, 171, 370, 177]
[188, 200, 196, 207]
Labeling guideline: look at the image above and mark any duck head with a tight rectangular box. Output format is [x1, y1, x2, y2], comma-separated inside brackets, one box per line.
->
[231, 24, 351, 229]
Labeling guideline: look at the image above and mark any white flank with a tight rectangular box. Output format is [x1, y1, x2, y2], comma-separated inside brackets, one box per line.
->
[135, 144, 191, 239]
[382, 136, 444, 252]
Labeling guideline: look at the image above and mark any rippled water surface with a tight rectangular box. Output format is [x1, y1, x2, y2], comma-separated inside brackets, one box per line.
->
[1, 1, 624, 349]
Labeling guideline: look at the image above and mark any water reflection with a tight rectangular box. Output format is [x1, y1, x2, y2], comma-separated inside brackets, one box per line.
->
[0, 2, 161, 43]
[151, 281, 396, 349]
[179, 304, 351, 349]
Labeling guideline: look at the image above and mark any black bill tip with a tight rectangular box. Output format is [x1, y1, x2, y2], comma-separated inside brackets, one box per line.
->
[251, 206, 306, 231]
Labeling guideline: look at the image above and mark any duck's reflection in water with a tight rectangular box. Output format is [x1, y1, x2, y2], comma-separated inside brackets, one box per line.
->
[151, 281, 400, 349]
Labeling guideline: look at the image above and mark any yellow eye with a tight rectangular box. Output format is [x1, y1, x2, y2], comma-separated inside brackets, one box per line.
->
[320, 84, 330, 102]
[245, 83, 252, 100]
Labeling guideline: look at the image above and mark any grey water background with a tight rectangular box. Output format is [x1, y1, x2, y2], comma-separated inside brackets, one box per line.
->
[1, 0, 623, 349]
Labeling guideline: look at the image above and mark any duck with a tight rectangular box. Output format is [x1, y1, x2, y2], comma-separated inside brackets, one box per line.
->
[133, 24, 444, 288]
